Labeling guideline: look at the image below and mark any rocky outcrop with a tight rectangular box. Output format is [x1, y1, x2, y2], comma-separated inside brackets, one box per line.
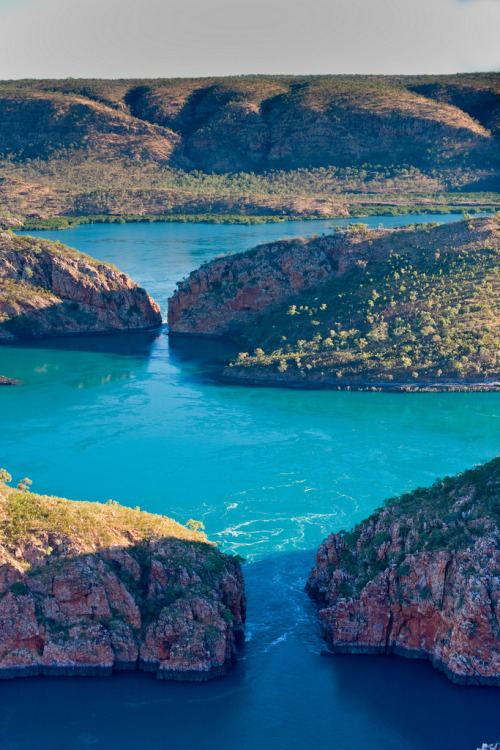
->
[168, 217, 500, 389]
[0, 232, 162, 341]
[168, 234, 349, 335]
[169, 218, 489, 336]
[0, 376, 22, 385]
[307, 457, 500, 685]
[0, 479, 245, 680]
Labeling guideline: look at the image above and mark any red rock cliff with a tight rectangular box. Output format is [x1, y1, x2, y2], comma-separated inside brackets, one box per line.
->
[307, 458, 500, 685]
[0, 481, 245, 681]
[168, 230, 377, 335]
[0, 232, 162, 341]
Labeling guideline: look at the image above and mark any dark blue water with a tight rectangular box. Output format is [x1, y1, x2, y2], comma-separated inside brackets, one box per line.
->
[1, 215, 499, 749]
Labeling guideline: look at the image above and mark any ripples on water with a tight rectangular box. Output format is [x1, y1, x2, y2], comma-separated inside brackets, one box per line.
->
[1, 216, 499, 749]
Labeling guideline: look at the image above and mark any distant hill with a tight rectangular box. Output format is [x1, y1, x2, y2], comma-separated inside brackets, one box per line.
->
[0, 74, 498, 223]
[168, 216, 500, 390]
[1, 74, 499, 172]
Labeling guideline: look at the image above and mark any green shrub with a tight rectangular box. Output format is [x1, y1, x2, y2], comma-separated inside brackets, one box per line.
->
[10, 582, 29, 595]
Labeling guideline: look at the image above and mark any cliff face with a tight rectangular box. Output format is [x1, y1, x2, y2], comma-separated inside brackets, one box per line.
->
[0, 232, 162, 341]
[168, 217, 500, 389]
[307, 458, 500, 685]
[168, 234, 345, 335]
[0, 480, 245, 680]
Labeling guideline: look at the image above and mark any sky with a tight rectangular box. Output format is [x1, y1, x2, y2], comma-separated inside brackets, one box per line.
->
[0, 0, 498, 79]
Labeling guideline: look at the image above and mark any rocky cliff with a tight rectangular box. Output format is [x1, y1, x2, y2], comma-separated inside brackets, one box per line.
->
[168, 233, 337, 336]
[168, 217, 500, 389]
[307, 457, 500, 685]
[0, 475, 245, 680]
[0, 232, 162, 341]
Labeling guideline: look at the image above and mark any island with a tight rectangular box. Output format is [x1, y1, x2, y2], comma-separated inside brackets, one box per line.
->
[0, 231, 162, 342]
[168, 216, 500, 390]
[0, 471, 245, 680]
[307, 457, 500, 685]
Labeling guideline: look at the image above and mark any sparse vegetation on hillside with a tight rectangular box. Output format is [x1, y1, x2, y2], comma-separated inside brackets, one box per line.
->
[0, 74, 497, 223]
[0, 471, 209, 554]
[0, 472, 246, 682]
[326, 456, 500, 598]
[224, 217, 500, 388]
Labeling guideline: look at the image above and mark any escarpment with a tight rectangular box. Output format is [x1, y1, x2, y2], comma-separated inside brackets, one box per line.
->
[307, 457, 500, 686]
[0, 75, 498, 222]
[0, 477, 245, 680]
[2, 75, 499, 173]
[168, 217, 500, 389]
[0, 232, 162, 341]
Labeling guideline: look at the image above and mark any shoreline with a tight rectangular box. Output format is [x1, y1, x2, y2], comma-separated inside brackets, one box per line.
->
[0, 323, 164, 347]
[220, 370, 500, 392]
[0, 656, 236, 682]
[320, 640, 500, 688]
[167, 333, 500, 393]
[2, 205, 496, 232]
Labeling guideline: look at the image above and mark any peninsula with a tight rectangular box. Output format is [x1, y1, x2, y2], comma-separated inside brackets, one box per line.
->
[0, 231, 161, 342]
[168, 216, 500, 390]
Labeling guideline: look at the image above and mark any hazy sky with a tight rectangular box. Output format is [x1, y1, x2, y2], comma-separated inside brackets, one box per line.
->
[0, 0, 498, 79]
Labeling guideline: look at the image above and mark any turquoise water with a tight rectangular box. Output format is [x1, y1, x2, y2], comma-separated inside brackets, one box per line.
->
[1, 215, 499, 749]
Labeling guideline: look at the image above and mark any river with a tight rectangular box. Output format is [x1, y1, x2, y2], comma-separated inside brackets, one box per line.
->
[0, 215, 499, 749]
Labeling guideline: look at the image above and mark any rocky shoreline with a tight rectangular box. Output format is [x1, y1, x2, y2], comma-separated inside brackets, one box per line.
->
[307, 458, 500, 686]
[219, 368, 500, 392]
[0, 376, 23, 385]
[0, 478, 245, 681]
[0, 232, 162, 342]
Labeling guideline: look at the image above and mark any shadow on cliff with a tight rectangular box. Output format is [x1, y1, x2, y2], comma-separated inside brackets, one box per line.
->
[235, 549, 500, 750]
[1, 535, 244, 681]
[2, 547, 499, 750]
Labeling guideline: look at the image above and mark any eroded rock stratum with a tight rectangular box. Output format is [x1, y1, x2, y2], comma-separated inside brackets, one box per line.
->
[307, 457, 500, 685]
[0, 478, 245, 680]
[0, 232, 162, 341]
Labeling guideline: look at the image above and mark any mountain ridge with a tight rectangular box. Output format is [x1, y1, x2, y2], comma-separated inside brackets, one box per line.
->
[0, 74, 498, 223]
